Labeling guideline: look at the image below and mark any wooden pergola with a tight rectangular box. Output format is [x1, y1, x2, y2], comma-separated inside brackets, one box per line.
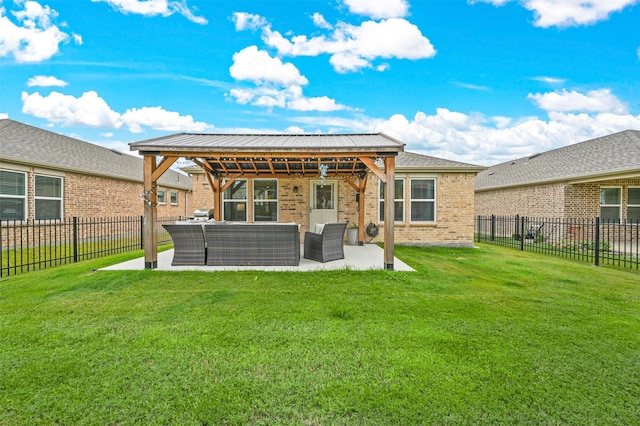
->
[129, 133, 404, 270]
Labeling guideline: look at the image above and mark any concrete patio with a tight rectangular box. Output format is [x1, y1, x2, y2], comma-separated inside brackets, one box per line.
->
[102, 243, 414, 272]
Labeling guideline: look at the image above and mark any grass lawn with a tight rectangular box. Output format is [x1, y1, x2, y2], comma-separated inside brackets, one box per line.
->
[1, 244, 639, 425]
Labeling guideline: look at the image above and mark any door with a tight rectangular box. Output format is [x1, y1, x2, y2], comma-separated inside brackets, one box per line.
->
[309, 180, 338, 229]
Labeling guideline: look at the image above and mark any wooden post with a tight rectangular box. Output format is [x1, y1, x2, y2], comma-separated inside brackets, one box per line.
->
[384, 156, 395, 270]
[210, 174, 222, 221]
[143, 155, 158, 269]
[358, 173, 367, 245]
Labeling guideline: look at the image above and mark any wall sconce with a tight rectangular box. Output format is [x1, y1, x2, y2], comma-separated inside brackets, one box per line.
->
[293, 186, 299, 193]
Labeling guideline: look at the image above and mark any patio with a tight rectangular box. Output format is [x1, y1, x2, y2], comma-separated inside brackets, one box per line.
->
[101, 243, 414, 272]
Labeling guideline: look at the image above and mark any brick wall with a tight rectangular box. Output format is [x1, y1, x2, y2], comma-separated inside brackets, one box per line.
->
[2, 164, 191, 220]
[475, 182, 566, 217]
[190, 171, 477, 247]
[476, 177, 640, 221]
[362, 173, 477, 247]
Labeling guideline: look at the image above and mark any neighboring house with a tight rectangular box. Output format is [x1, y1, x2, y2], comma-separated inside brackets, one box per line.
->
[184, 150, 484, 247]
[475, 130, 640, 223]
[0, 119, 192, 221]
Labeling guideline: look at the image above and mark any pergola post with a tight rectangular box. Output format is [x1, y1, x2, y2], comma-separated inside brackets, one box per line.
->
[384, 156, 396, 270]
[143, 155, 158, 269]
[358, 173, 367, 245]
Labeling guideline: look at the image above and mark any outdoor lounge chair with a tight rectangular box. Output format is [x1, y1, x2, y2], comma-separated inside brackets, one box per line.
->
[304, 222, 348, 263]
[525, 222, 544, 240]
[163, 224, 206, 266]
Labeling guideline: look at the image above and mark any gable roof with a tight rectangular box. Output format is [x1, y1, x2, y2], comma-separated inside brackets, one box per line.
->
[476, 130, 640, 191]
[129, 132, 405, 154]
[0, 119, 191, 190]
[394, 151, 485, 172]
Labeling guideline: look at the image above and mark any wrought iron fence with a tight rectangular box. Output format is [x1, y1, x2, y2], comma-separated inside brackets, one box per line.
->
[476, 215, 640, 271]
[0, 216, 182, 277]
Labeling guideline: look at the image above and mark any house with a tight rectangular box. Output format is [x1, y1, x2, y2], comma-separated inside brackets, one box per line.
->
[182, 150, 484, 247]
[475, 130, 640, 223]
[129, 132, 484, 269]
[0, 119, 192, 221]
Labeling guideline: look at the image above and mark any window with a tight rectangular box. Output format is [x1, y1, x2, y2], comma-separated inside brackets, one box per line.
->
[628, 187, 640, 224]
[35, 175, 63, 220]
[410, 178, 436, 222]
[0, 170, 26, 221]
[223, 179, 247, 221]
[170, 191, 178, 205]
[600, 187, 621, 224]
[379, 179, 404, 222]
[253, 179, 277, 222]
[157, 189, 166, 204]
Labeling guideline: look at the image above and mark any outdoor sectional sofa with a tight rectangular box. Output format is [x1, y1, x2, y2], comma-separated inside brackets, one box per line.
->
[163, 222, 300, 266]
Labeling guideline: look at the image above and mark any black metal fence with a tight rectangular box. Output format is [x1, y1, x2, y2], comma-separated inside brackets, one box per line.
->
[0, 216, 182, 277]
[476, 215, 640, 271]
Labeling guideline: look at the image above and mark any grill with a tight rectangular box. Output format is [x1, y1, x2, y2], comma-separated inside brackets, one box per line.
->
[193, 208, 215, 221]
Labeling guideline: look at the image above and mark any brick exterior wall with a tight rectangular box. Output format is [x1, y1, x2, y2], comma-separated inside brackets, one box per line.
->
[190, 171, 477, 247]
[3, 164, 191, 220]
[475, 182, 566, 217]
[476, 177, 640, 221]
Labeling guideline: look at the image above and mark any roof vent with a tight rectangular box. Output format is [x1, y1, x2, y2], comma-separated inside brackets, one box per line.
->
[528, 153, 541, 160]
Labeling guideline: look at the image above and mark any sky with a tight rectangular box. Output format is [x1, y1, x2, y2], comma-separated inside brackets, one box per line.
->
[1, 0, 639, 166]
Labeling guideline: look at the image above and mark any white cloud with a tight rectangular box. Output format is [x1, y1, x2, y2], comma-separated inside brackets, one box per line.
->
[532, 76, 565, 84]
[236, 14, 436, 73]
[341, 0, 409, 19]
[232, 12, 267, 31]
[92, 0, 207, 25]
[0, 1, 78, 63]
[22, 90, 122, 128]
[263, 18, 436, 73]
[637, 46, 640, 59]
[229, 46, 308, 86]
[528, 89, 628, 114]
[21, 90, 213, 133]
[227, 86, 347, 112]
[453, 82, 492, 91]
[373, 108, 640, 165]
[311, 13, 332, 30]
[0, 112, 9, 119]
[27, 75, 68, 87]
[121, 106, 212, 133]
[471, 0, 639, 28]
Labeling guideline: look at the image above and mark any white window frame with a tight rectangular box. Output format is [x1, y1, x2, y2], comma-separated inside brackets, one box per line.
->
[170, 190, 179, 206]
[253, 179, 278, 222]
[378, 178, 405, 223]
[223, 179, 247, 222]
[34, 174, 63, 221]
[0, 169, 27, 222]
[157, 189, 166, 205]
[627, 187, 640, 224]
[409, 178, 436, 223]
[600, 186, 621, 224]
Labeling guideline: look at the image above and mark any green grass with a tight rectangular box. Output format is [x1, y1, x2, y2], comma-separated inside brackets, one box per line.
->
[1, 245, 639, 425]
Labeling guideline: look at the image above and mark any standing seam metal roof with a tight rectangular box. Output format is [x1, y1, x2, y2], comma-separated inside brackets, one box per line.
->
[129, 133, 405, 152]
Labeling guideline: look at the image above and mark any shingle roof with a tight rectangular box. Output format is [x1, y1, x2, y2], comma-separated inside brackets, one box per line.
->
[129, 132, 404, 153]
[0, 119, 191, 190]
[475, 130, 640, 191]
[395, 151, 485, 171]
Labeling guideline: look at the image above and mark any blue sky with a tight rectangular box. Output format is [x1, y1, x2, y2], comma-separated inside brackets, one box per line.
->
[1, 0, 639, 165]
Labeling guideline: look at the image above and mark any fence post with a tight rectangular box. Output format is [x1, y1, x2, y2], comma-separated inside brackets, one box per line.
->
[73, 216, 78, 263]
[491, 215, 496, 241]
[520, 216, 526, 251]
[140, 216, 144, 249]
[594, 216, 600, 267]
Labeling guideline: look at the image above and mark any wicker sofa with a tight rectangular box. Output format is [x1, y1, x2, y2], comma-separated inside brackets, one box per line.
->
[164, 223, 300, 266]
[205, 223, 300, 266]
